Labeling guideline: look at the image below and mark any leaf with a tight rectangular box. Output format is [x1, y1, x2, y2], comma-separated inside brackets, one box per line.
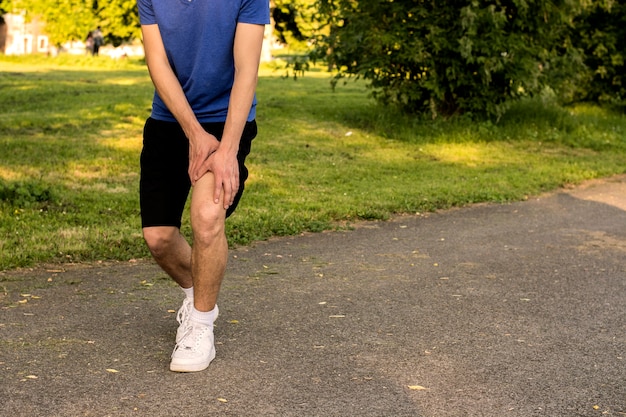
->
[25, 375, 38, 379]
[407, 385, 428, 390]
[106, 368, 119, 373]
[217, 398, 228, 403]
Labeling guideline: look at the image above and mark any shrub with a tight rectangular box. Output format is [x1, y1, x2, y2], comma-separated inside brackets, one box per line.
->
[570, 0, 626, 104]
[314, 0, 581, 120]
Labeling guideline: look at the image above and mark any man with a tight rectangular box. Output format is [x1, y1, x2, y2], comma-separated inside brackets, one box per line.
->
[92, 26, 104, 56]
[136, 0, 270, 372]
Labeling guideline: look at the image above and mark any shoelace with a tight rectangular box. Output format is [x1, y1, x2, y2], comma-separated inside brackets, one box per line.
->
[173, 324, 211, 353]
[176, 298, 193, 326]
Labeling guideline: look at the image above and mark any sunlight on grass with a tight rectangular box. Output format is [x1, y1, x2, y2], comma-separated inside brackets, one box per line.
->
[423, 143, 486, 166]
[1, 56, 625, 269]
[0, 167, 23, 181]
[101, 136, 143, 152]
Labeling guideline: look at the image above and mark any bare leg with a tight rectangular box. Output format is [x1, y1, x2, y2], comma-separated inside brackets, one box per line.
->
[143, 226, 193, 289]
[190, 172, 228, 312]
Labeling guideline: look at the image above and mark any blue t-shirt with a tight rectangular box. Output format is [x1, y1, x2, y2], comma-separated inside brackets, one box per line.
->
[137, 0, 270, 123]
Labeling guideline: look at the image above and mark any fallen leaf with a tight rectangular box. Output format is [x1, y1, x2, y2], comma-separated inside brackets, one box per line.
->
[593, 405, 600, 410]
[106, 369, 119, 373]
[229, 320, 239, 324]
[217, 398, 228, 403]
[25, 375, 38, 379]
[407, 385, 428, 390]
[329, 315, 345, 318]
[167, 309, 176, 314]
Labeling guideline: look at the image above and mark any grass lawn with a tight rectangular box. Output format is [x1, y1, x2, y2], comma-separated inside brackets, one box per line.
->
[1, 55, 625, 270]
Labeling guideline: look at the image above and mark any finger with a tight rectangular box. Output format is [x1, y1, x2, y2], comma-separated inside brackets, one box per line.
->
[230, 174, 240, 206]
[188, 160, 196, 185]
[222, 180, 232, 209]
[214, 174, 224, 205]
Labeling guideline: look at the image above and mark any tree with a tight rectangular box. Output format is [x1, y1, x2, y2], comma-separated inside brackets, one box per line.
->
[94, 0, 140, 46]
[8, 0, 96, 45]
[571, 0, 625, 103]
[7, 0, 139, 46]
[313, 0, 582, 119]
[273, 0, 317, 50]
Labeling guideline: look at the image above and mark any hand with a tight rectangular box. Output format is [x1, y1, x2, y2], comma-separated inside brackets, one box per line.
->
[205, 148, 240, 210]
[188, 131, 220, 186]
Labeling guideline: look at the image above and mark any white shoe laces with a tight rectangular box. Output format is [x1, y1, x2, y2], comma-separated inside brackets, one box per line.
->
[176, 298, 193, 326]
[173, 323, 211, 354]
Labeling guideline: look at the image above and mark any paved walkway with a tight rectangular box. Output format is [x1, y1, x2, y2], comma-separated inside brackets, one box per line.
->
[2, 176, 625, 417]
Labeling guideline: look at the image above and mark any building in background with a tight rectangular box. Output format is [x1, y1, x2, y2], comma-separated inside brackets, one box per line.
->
[0, 13, 49, 55]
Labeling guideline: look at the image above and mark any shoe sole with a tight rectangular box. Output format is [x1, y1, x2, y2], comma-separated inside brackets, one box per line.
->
[169, 351, 215, 373]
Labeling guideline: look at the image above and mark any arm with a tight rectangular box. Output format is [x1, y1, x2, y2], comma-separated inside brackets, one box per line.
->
[140, 23, 220, 186]
[204, 22, 266, 209]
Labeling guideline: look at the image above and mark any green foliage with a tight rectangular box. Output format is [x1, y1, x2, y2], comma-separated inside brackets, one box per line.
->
[0, 180, 56, 206]
[313, 0, 582, 119]
[9, 0, 97, 44]
[571, 0, 626, 104]
[6, 0, 139, 45]
[94, 0, 141, 45]
[273, 0, 318, 50]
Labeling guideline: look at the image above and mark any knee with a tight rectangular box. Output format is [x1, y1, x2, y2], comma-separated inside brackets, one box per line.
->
[143, 227, 178, 260]
[192, 207, 225, 246]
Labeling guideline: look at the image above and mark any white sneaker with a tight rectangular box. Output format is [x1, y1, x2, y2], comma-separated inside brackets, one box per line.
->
[175, 298, 193, 343]
[170, 306, 219, 373]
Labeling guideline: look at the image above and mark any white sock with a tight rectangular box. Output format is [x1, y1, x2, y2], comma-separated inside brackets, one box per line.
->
[190, 306, 217, 327]
[181, 286, 194, 300]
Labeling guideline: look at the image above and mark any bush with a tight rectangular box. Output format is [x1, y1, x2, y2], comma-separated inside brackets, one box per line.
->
[314, 0, 581, 120]
[570, 1, 626, 104]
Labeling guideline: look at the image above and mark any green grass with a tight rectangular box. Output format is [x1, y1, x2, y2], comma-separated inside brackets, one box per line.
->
[1, 55, 626, 270]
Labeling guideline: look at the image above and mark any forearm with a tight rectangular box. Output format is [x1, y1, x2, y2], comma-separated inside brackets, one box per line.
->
[220, 23, 265, 155]
[221, 70, 258, 154]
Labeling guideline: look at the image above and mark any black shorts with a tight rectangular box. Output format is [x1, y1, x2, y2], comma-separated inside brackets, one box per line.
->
[139, 118, 256, 228]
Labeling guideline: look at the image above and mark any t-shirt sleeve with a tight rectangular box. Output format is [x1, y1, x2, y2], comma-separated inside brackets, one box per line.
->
[137, 0, 157, 25]
[239, 0, 271, 25]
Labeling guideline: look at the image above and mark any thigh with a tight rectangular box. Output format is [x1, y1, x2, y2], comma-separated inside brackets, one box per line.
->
[198, 120, 257, 218]
[140, 118, 191, 228]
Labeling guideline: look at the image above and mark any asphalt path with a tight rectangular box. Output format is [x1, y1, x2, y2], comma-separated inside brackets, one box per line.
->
[1, 176, 625, 417]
